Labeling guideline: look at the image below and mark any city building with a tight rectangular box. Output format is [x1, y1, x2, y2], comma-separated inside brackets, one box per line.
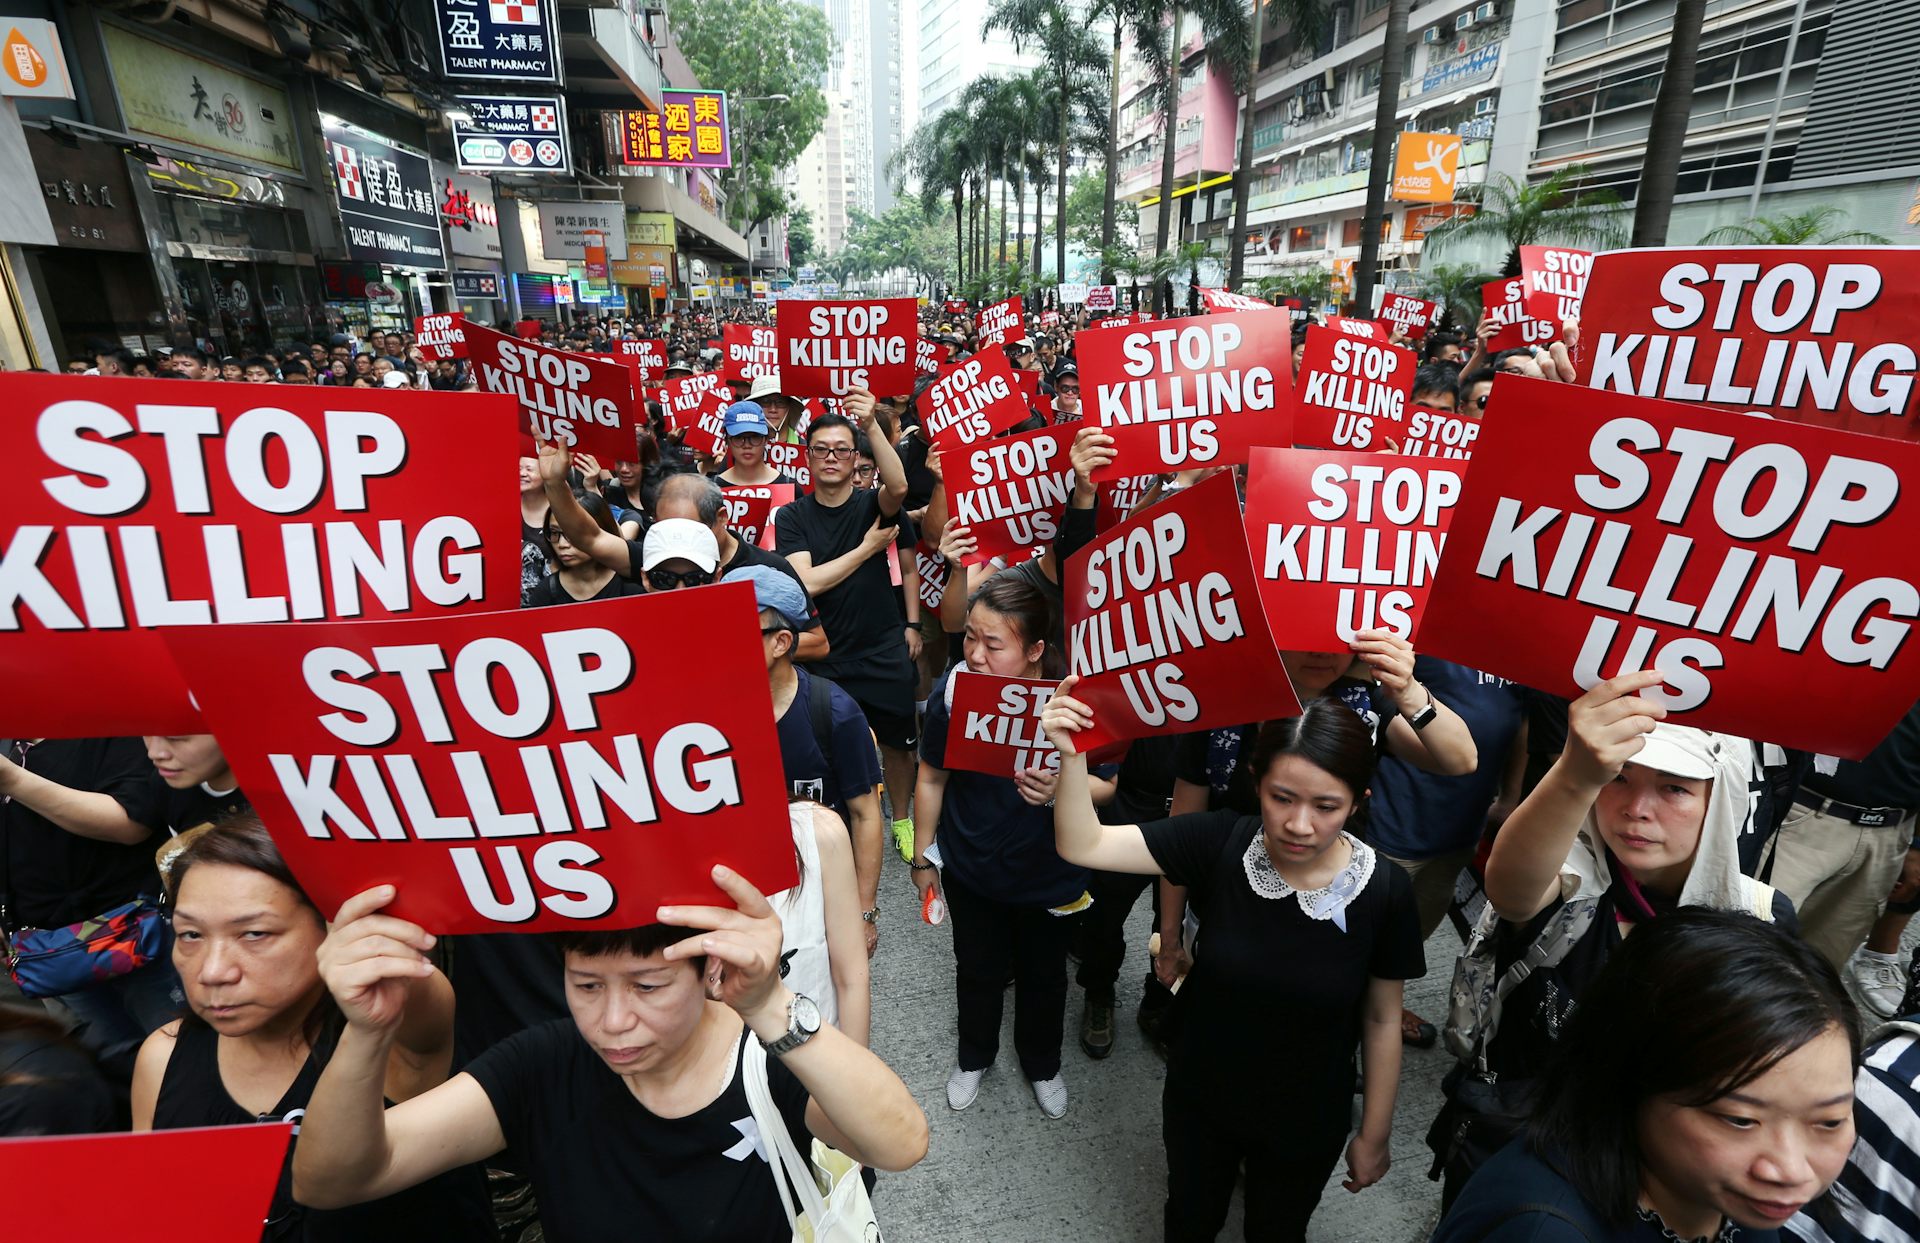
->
[793, 90, 857, 257]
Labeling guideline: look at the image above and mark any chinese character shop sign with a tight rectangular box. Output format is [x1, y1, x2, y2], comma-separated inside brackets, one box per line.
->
[322, 117, 447, 270]
[620, 90, 731, 169]
[452, 94, 570, 174]
[435, 0, 560, 83]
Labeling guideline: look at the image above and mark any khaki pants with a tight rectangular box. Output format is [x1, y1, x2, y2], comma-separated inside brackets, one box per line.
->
[1382, 846, 1475, 942]
[1767, 801, 1914, 970]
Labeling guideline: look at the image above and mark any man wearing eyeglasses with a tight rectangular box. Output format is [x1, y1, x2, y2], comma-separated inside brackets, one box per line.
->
[776, 389, 921, 863]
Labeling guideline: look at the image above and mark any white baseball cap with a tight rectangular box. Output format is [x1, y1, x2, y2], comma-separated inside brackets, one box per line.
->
[1629, 722, 1721, 781]
[641, 518, 720, 572]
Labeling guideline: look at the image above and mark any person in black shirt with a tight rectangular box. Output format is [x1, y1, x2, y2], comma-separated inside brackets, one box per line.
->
[290, 868, 929, 1243]
[1044, 694, 1425, 1243]
[525, 491, 646, 607]
[0, 1008, 116, 1135]
[655, 473, 829, 661]
[518, 456, 552, 606]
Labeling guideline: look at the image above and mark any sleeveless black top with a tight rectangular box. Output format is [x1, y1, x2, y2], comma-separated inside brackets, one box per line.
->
[153, 1020, 495, 1241]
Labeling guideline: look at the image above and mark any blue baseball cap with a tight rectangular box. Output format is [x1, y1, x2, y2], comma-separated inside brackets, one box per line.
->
[724, 401, 770, 438]
[723, 565, 813, 631]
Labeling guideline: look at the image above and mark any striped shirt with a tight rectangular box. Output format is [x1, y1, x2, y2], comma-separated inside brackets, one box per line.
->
[1785, 1023, 1920, 1243]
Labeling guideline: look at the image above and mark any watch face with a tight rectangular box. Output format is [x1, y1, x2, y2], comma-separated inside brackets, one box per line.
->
[791, 994, 822, 1034]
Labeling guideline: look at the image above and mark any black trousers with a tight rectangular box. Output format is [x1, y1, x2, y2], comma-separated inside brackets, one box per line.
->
[1162, 1063, 1349, 1243]
[1074, 868, 1175, 1018]
[943, 866, 1077, 1081]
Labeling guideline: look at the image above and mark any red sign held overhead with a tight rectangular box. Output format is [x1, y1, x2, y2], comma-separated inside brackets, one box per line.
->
[1084, 285, 1118, 313]
[916, 540, 950, 612]
[720, 483, 794, 550]
[1198, 287, 1279, 314]
[415, 312, 467, 360]
[465, 323, 638, 464]
[976, 295, 1023, 348]
[776, 298, 916, 398]
[1096, 473, 1160, 533]
[661, 371, 727, 434]
[1243, 448, 1464, 654]
[762, 439, 812, 491]
[1062, 472, 1301, 752]
[163, 585, 798, 932]
[1078, 312, 1294, 481]
[1400, 405, 1483, 460]
[943, 299, 970, 316]
[922, 344, 1030, 452]
[0, 375, 521, 735]
[916, 337, 953, 377]
[951, 424, 1076, 566]
[939, 671, 1062, 777]
[1481, 276, 1560, 353]
[1095, 312, 1154, 330]
[1575, 247, 1920, 440]
[1418, 374, 1920, 760]
[723, 324, 779, 384]
[607, 337, 666, 383]
[1378, 293, 1442, 340]
[1292, 324, 1417, 451]
[1324, 316, 1385, 341]
[1519, 245, 1591, 324]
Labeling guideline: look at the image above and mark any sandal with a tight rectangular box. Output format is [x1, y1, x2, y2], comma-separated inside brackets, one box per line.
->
[1401, 1007, 1437, 1048]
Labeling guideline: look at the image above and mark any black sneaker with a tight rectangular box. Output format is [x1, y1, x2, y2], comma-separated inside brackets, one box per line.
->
[1080, 993, 1115, 1060]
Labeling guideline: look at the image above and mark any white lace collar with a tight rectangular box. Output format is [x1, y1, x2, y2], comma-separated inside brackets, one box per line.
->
[1241, 830, 1374, 931]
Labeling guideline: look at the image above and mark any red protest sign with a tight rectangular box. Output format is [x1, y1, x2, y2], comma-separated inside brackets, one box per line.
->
[916, 337, 953, 377]
[1096, 473, 1160, 533]
[1079, 311, 1294, 480]
[1198, 287, 1278, 314]
[762, 439, 812, 491]
[1096, 312, 1154, 330]
[612, 338, 667, 383]
[723, 324, 779, 384]
[466, 323, 637, 464]
[415, 313, 467, 360]
[1400, 404, 1483, 460]
[163, 585, 798, 931]
[923, 344, 1030, 451]
[1293, 324, 1417, 451]
[0, 375, 521, 735]
[720, 483, 795, 549]
[1520, 245, 1591, 323]
[1324, 316, 1385, 341]
[943, 299, 970, 316]
[916, 540, 950, 612]
[1244, 447, 1464, 653]
[776, 298, 916, 398]
[1418, 374, 1920, 759]
[1085, 285, 1118, 313]
[1040, 310, 1062, 329]
[1575, 248, 1920, 440]
[1062, 472, 1301, 751]
[4, 1123, 291, 1241]
[662, 372, 727, 433]
[977, 296, 1023, 348]
[940, 671, 1061, 777]
[1481, 277, 1559, 353]
[687, 399, 729, 460]
[952, 424, 1075, 565]
[1378, 293, 1441, 339]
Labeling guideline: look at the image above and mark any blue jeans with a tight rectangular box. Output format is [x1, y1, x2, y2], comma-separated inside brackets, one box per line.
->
[60, 958, 186, 1062]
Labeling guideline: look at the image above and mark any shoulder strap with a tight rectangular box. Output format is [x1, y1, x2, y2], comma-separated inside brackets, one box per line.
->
[806, 672, 835, 778]
[1480, 1201, 1595, 1241]
[741, 1036, 829, 1228]
[1748, 879, 1777, 921]
[1472, 897, 1601, 1070]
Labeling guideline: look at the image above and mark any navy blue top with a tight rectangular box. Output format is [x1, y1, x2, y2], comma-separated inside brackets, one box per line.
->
[776, 666, 883, 820]
[1369, 657, 1523, 861]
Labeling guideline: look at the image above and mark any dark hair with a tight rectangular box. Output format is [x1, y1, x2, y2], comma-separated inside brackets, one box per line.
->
[280, 359, 310, 378]
[1421, 331, 1463, 360]
[1411, 362, 1458, 402]
[966, 572, 1062, 677]
[1527, 909, 1861, 1227]
[804, 412, 857, 445]
[1459, 366, 1496, 393]
[1246, 699, 1378, 808]
[546, 489, 619, 539]
[549, 922, 704, 966]
[1490, 347, 1536, 371]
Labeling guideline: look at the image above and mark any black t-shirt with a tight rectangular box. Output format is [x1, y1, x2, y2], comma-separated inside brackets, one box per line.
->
[465, 1019, 813, 1243]
[125, 775, 249, 838]
[775, 488, 914, 714]
[447, 934, 568, 1069]
[720, 539, 823, 629]
[0, 737, 160, 929]
[526, 571, 645, 607]
[1806, 698, 1920, 809]
[1143, 810, 1424, 1110]
[520, 522, 550, 607]
[1104, 733, 1179, 827]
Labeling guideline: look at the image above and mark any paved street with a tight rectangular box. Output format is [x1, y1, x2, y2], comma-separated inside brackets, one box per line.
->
[868, 851, 1453, 1243]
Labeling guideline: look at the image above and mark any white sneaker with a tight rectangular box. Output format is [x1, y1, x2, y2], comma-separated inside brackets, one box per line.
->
[946, 1066, 985, 1111]
[1845, 947, 1906, 1021]
[1030, 1074, 1068, 1119]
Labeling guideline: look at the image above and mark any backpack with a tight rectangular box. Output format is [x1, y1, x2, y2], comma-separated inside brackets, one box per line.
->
[805, 670, 836, 780]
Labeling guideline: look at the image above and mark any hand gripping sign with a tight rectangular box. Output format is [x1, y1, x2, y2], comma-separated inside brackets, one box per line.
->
[922, 344, 1030, 452]
[1378, 293, 1442, 340]
[1293, 324, 1417, 451]
[776, 298, 916, 398]
[415, 312, 468, 360]
[1575, 247, 1920, 440]
[1244, 447, 1463, 654]
[1481, 276, 1560, 354]
[976, 295, 1023, 348]
[163, 585, 797, 932]
[5, 1123, 292, 1242]
[940, 671, 1062, 777]
[1520, 246, 1591, 324]
[465, 323, 637, 463]
[1198, 287, 1280, 314]
[1062, 472, 1301, 752]
[1417, 374, 1920, 759]
[723, 324, 779, 384]
[951, 424, 1076, 566]
[0, 375, 521, 735]
[1078, 311, 1294, 481]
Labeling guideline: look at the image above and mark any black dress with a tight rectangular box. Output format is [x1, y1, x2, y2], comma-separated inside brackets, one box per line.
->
[152, 1020, 494, 1242]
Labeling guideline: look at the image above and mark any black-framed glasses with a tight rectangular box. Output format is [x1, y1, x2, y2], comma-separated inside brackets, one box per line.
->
[808, 445, 855, 460]
[542, 528, 571, 544]
[853, 463, 876, 478]
[647, 567, 713, 591]
[1469, 394, 1492, 409]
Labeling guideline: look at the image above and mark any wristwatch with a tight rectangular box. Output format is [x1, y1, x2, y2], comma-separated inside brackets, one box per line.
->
[1407, 692, 1440, 731]
[765, 993, 822, 1058]
[861, 907, 880, 924]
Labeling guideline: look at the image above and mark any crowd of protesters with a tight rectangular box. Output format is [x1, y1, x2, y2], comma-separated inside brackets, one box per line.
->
[5, 279, 1919, 1243]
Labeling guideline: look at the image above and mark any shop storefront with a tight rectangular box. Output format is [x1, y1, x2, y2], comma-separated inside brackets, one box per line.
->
[23, 127, 167, 361]
[436, 166, 507, 329]
[317, 112, 448, 337]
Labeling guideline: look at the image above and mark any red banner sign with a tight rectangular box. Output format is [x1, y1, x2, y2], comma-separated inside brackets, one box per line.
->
[1400, 404, 1482, 460]
[1096, 474, 1160, 533]
[976, 295, 1023, 348]
[162, 585, 798, 931]
[776, 298, 916, 398]
[1095, 312, 1154, 330]
[939, 671, 1061, 777]
[762, 439, 812, 491]
[1378, 293, 1441, 339]
[1481, 276, 1560, 353]
[1085, 285, 1118, 313]
[466, 323, 637, 463]
[1324, 316, 1385, 341]
[1198, 287, 1278, 314]
[916, 337, 952, 377]
[1293, 325, 1417, 451]
[1062, 472, 1301, 751]
[1520, 245, 1591, 323]
[720, 483, 794, 549]
[1040, 310, 1062, 329]
[1244, 447, 1464, 653]
[1418, 375, 1920, 759]
[1575, 248, 1920, 440]
[414, 312, 467, 360]
[951, 424, 1075, 565]
[922, 344, 1030, 452]
[723, 324, 779, 384]
[1079, 312, 1294, 480]
[943, 299, 970, 316]
[661, 372, 727, 434]
[611, 337, 667, 383]
[0, 376, 521, 735]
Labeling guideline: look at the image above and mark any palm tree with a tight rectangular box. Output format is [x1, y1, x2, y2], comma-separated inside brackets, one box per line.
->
[1227, 0, 1322, 288]
[1149, 0, 1250, 311]
[896, 110, 982, 291]
[1421, 165, 1628, 274]
[1701, 207, 1891, 246]
[1353, 0, 1413, 309]
[1410, 261, 1492, 325]
[1630, 0, 1707, 247]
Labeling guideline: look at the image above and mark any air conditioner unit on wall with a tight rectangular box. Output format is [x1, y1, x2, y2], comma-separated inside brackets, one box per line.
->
[1475, 1, 1497, 21]
[1455, 12, 1472, 30]
[1475, 97, 1496, 115]
[1423, 27, 1441, 43]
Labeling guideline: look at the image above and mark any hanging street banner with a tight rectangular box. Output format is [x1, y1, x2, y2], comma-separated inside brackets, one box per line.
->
[451, 94, 570, 174]
[322, 117, 446, 269]
[434, 0, 560, 83]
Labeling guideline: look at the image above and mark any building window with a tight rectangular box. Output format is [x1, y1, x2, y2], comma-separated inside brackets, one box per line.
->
[1288, 222, 1327, 251]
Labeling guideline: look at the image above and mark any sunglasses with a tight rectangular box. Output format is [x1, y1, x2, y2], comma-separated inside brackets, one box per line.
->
[1057, 385, 1080, 395]
[1469, 393, 1492, 409]
[647, 567, 714, 590]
